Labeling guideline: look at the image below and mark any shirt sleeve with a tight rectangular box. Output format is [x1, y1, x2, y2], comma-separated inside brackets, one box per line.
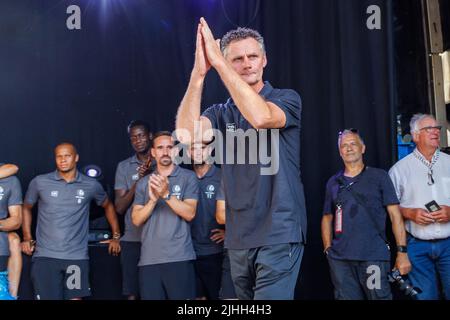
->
[24, 177, 39, 205]
[388, 166, 403, 202]
[201, 104, 219, 130]
[133, 178, 147, 206]
[92, 181, 108, 206]
[266, 89, 301, 130]
[114, 162, 127, 191]
[322, 178, 335, 216]
[183, 173, 199, 201]
[380, 170, 400, 206]
[216, 178, 225, 201]
[8, 177, 23, 206]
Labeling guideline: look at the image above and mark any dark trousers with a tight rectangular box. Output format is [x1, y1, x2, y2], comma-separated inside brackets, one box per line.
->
[228, 243, 303, 300]
[327, 257, 392, 300]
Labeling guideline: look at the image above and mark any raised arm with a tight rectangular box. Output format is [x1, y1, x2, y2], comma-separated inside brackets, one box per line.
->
[0, 164, 19, 178]
[176, 23, 213, 145]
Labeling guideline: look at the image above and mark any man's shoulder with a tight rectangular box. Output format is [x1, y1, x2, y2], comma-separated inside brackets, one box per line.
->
[117, 155, 135, 168]
[0, 175, 20, 185]
[326, 171, 342, 187]
[366, 166, 389, 177]
[389, 153, 415, 173]
[32, 172, 55, 183]
[177, 167, 197, 180]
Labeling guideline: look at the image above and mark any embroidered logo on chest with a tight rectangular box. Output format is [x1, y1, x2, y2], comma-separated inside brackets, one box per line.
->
[75, 189, 85, 204]
[205, 184, 215, 199]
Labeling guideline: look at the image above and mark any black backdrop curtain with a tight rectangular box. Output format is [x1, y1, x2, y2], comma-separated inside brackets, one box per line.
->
[0, 0, 397, 299]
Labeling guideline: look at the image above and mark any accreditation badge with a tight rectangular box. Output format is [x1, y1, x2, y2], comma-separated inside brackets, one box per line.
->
[335, 204, 343, 234]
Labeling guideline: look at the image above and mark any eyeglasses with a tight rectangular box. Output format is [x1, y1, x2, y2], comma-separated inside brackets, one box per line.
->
[338, 128, 359, 136]
[419, 126, 442, 133]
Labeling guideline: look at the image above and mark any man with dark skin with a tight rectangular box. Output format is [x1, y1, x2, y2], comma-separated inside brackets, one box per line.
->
[114, 120, 153, 300]
[21, 143, 121, 300]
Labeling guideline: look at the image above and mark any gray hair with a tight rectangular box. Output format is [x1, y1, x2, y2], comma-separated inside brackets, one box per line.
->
[409, 113, 435, 134]
[338, 130, 365, 148]
[220, 27, 265, 56]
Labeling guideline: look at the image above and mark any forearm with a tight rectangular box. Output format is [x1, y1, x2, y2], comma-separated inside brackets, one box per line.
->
[0, 217, 21, 232]
[388, 206, 407, 246]
[104, 203, 121, 235]
[0, 164, 19, 178]
[214, 61, 272, 128]
[399, 206, 416, 221]
[115, 184, 137, 215]
[165, 198, 196, 222]
[22, 206, 33, 240]
[132, 201, 157, 227]
[321, 215, 333, 250]
[176, 73, 205, 144]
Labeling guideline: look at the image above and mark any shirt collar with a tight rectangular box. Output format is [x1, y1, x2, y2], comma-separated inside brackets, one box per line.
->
[130, 154, 142, 165]
[156, 165, 180, 177]
[53, 170, 82, 183]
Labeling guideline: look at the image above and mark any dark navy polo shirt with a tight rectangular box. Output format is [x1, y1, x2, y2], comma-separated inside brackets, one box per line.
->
[191, 165, 224, 256]
[322, 167, 399, 261]
[0, 174, 23, 257]
[134, 166, 198, 266]
[202, 81, 307, 249]
[25, 171, 107, 260]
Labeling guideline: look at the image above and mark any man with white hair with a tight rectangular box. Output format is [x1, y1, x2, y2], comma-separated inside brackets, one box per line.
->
[389, 113, 450, 300]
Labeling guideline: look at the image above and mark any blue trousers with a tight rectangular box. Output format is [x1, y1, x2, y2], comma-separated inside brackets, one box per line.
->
[407, 235, 450, 300]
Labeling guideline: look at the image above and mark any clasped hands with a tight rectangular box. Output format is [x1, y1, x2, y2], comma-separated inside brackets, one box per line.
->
[147, 173, 170, 201]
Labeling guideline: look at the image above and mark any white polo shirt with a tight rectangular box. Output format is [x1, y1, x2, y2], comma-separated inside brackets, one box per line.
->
[389, 149, 450, 240]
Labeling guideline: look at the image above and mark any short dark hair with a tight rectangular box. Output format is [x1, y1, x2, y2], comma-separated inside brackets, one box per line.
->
[221, 27, 265, 56]
[151, 131, 173, 147]
[127, 120, 151, 135]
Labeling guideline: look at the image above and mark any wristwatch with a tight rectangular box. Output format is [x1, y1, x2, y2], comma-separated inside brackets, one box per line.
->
[397, 245, 407, 253]
[163, 192, 171, 201]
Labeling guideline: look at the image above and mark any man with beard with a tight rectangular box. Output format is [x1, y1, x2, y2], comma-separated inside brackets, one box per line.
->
[132, 132, 198, 300]
[114, 120, 153, 299]
[21, 143, 121, 300]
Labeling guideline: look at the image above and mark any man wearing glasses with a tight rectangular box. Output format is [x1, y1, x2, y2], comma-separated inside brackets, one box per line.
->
[322, 129, 411, 299]
[389, 113, 450, 300]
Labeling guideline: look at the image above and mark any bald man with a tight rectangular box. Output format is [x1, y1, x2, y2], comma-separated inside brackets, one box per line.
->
[21, 143, 121, 300]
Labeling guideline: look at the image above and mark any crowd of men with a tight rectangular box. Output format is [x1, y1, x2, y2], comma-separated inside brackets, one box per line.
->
[1, 18, 449, 300]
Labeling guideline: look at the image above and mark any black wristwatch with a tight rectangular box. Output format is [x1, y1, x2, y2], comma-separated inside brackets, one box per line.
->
[397, 245, 407, 253]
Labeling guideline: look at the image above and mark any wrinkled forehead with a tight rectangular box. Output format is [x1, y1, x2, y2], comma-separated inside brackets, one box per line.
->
[339, 133, 363, 146]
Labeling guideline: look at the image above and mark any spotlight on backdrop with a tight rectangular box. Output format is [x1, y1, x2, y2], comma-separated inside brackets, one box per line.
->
[82, 164, 103, 180]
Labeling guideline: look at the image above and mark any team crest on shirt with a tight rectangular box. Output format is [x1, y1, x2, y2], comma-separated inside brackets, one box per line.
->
[75, 189, 85, 204]
[226, 123, 237, 132]
[205, 184, 215, 199]
[51, 191, 58, 198]
[172, 185, 181, 199]
[0, 186, 4, 200]
[132, 173, 139, 181]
